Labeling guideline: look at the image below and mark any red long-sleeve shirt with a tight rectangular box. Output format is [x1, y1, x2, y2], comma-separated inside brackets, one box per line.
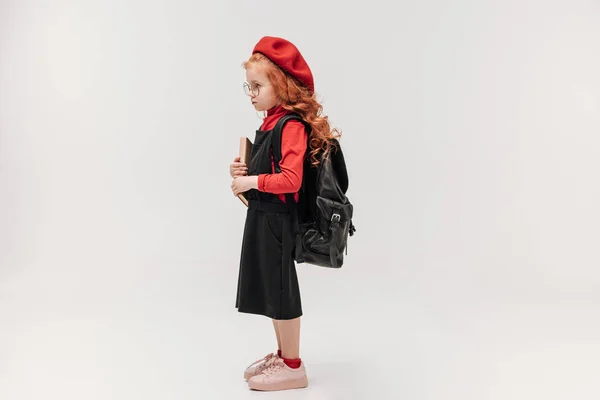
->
[257, 104, 308, 203]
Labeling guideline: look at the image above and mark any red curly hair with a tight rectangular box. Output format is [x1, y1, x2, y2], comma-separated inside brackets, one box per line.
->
[243, 53, 341, 166]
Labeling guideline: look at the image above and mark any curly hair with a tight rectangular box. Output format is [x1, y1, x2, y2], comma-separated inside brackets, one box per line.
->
[243, 53, 341, 166]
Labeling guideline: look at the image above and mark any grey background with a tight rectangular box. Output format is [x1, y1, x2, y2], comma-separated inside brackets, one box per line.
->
[1, 0, 599, 399]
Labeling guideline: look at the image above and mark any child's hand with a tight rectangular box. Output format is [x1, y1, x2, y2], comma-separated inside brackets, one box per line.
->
[231, 175, 258, 196]
[230, 156, 248, 178]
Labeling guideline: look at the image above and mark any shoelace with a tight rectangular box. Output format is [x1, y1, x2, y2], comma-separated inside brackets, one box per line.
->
[248, 353, 274, 369]
[260, 355, 280, 371]
[262, 359, 285, 376]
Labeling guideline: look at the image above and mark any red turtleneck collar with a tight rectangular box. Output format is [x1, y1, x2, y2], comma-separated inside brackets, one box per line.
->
[267, 103, 286, 117]
[261, 103, 289, 130]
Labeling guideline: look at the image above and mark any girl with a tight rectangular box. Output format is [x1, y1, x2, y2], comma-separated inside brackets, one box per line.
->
[229, 36, 340, 392]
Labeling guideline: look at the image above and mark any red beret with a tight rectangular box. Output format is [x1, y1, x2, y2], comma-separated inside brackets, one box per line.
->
[252, 36, 314, 93]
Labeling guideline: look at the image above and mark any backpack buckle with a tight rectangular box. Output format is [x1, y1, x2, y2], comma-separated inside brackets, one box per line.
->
[349, 221, 356, 236]
[331, 213, 341, 223]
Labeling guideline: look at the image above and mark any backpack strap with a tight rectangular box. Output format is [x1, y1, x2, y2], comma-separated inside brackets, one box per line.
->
[270, 113, 309, 171]
[270, 113, 311, 262]
[270, 113, 310, 194]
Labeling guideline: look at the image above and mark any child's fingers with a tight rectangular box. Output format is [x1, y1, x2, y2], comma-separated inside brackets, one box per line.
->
[233, 156, 241, 162]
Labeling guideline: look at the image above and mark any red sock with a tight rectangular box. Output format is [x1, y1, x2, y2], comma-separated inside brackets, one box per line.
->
[277, 349, 282, 357]
[281, 357, 301, 369]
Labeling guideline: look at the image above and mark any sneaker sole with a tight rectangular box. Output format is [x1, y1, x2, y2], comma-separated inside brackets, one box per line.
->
[248, 376, 308, 391]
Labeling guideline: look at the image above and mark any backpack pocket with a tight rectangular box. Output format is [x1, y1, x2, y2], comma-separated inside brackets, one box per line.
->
[315, 196, 353, 235]
[295, 196, 353, 268]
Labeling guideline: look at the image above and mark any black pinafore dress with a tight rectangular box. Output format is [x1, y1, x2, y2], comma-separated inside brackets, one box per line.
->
[235, 124, 303, 320]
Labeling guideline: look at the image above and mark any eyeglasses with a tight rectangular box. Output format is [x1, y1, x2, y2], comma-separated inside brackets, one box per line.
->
[243, 82, 270, 97]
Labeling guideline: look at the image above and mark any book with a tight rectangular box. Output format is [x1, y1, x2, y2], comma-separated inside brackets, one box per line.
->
[237, 136, 253, 207]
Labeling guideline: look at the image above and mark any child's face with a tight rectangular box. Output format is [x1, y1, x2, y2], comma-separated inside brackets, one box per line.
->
[245, 64, 279, 112]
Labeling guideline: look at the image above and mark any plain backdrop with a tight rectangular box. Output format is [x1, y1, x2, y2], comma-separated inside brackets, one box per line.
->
[1, 0, 599, 399]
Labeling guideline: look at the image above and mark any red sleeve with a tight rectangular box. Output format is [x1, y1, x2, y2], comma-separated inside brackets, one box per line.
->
[257, 120, 308, 194]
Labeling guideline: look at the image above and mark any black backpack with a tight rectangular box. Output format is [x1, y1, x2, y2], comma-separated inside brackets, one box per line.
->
[271, 113, 356, 268]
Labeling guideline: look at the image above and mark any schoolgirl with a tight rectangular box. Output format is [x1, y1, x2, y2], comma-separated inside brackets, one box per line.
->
[229, 36, 340, 391]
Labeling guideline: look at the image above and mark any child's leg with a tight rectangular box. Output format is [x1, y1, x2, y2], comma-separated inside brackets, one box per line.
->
[278, 317, 301, 359]
[272, 319, 282, 353]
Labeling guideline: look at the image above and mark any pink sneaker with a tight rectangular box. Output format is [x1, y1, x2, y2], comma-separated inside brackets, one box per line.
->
[248, 357, 308, 391]
[244, 352, 279, 381]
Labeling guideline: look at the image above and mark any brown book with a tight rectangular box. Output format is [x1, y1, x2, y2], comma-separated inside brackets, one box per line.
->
[237, 136, 253, 207]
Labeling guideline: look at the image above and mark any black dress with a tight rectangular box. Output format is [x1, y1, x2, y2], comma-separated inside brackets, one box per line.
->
[235, 123, 303, 320]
